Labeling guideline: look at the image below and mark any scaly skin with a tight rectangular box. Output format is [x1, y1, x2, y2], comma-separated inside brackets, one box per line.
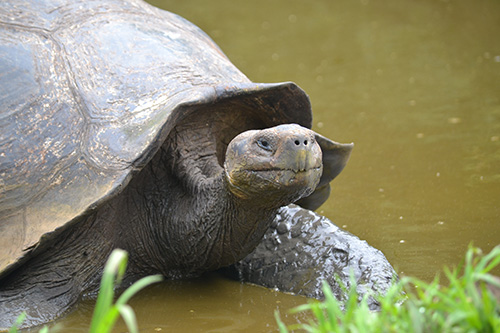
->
[0, 124, 328, 329]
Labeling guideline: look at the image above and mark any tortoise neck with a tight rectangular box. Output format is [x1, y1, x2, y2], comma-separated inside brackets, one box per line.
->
[120, 169, 280, 279]
[212, 175, 281, 267]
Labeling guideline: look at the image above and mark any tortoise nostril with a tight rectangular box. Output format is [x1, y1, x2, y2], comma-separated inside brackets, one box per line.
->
[294, 139, 308, 146]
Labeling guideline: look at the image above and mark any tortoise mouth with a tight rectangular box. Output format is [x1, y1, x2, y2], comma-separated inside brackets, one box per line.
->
[250, 166, 322, 185]
[227, 165, 322, 191]
[249, 165, 322, 173]
[225, 166, 322, 203]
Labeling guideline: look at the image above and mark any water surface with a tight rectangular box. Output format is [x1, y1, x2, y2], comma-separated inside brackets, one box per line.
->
[53, 0, 500, 331]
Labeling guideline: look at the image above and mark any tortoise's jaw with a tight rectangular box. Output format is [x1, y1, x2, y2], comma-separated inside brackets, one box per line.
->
[247, 166, 322, 187]
[225, 165, 322, 203]
[224, 124, 323, 205]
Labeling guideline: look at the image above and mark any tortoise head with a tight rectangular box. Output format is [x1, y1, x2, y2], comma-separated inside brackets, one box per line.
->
[224, 124, 323, 206]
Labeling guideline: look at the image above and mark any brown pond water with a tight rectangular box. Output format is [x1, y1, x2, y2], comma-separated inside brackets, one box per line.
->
[45, 0, 500, 331]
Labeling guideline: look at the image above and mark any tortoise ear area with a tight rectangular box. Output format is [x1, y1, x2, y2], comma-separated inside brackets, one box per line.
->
[295, 132, 353, 211]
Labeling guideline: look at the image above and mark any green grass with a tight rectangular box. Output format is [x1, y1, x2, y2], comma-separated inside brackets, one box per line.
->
[88, 249, 163, 333]
[9, 248, 163, 333]
[276, 245, 500, 333]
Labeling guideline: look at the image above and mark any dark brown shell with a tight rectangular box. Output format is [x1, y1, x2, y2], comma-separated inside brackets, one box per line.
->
[0, 0, 312, 275]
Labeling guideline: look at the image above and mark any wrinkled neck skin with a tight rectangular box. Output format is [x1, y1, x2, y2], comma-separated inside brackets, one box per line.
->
[123, 173, 278, 280]
[118, 125, 281, 280]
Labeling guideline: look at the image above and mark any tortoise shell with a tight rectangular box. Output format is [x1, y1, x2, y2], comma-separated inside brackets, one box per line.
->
[0, 0, 312, 275]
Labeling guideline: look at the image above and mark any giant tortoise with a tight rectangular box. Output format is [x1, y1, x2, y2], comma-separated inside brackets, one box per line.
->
[0, 0, 396, 328]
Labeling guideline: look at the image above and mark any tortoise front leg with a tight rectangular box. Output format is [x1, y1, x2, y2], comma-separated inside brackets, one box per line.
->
[226, 204, 397, 309]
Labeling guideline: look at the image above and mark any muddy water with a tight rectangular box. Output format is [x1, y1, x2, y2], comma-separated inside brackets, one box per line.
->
[45, 274, 309, 332]
[52, 0, 500, 331]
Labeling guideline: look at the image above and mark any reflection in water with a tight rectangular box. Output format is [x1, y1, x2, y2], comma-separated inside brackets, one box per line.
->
[54, 0, 500, 331]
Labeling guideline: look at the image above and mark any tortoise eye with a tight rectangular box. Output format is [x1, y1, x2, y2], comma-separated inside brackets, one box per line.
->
[257, 138, 272, 151]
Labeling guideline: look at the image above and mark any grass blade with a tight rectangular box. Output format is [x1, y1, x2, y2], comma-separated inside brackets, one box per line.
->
[274, 310, 289, 333]
[118, 304, 139, 333]
[90, 249, 128, 333]
[89, 249, 162, 333]
[116, 274, 163, 307]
